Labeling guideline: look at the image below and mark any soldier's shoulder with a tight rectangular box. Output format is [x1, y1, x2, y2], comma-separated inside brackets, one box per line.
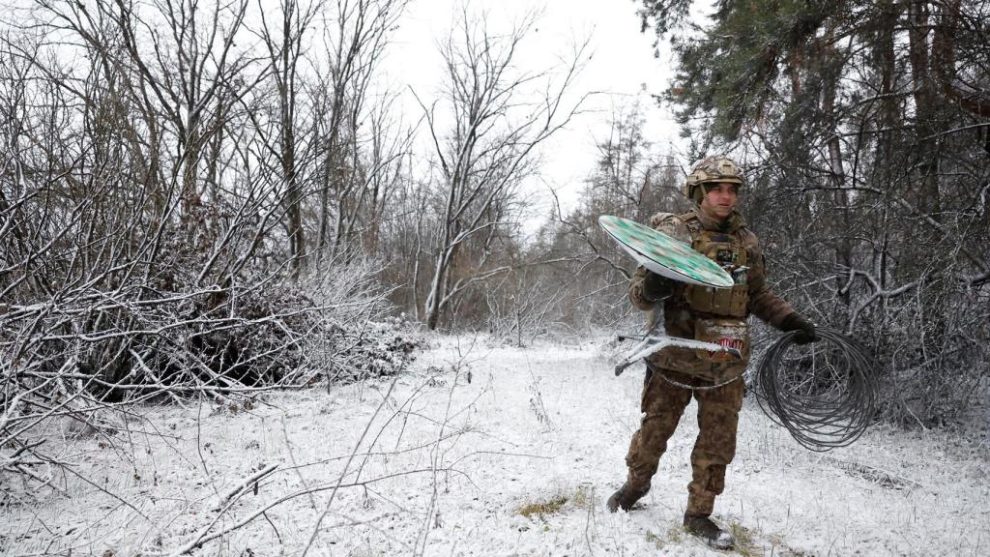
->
[737, 225, 758, 239]
[648, 211, 681, 228]
[736, 226, 762, 249]
[648, 211, 692, 242]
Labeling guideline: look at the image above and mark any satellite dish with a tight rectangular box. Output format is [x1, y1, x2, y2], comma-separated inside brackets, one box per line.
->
[598, 215, 734, 288]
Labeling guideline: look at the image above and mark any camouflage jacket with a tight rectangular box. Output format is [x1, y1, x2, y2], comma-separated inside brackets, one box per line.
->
[628, 208, 796, 383]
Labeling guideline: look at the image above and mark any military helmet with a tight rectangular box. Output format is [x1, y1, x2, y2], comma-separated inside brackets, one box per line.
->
[684, 156, 745, 204]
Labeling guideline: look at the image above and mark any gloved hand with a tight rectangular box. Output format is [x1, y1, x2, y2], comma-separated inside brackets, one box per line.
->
[642, 272, 673, 302]
[779, 312, 818, 345]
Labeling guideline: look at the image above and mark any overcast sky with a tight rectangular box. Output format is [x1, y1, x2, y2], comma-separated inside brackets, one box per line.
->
[382, 0, 687, 227]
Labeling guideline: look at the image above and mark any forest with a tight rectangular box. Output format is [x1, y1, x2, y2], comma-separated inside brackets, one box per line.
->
[2, 0, 988, 525]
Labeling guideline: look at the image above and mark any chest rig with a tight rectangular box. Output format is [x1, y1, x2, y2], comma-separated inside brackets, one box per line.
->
[679, 213, 749, 318]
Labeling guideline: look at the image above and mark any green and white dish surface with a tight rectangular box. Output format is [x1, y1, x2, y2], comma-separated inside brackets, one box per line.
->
[598, 215, 734, 288]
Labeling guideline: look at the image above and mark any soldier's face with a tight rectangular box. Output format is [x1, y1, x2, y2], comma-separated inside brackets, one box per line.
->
[700, 182, 739, 221]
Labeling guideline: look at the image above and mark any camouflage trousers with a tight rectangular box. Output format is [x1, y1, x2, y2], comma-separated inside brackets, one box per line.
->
[623, 366, 745, 517]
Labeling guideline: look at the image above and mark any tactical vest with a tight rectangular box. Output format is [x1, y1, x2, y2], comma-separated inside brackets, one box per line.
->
[656, 212, 752, 373]
[679, 212, 750, 317]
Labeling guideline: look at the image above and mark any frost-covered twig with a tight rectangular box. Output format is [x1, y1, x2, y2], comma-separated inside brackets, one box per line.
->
[211, 463, 280, 511]
[166, 466, 465, 556]
[300, 378, 399, 556]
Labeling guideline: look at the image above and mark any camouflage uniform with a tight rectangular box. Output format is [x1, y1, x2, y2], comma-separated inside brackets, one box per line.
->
[622, 206, 796, 517]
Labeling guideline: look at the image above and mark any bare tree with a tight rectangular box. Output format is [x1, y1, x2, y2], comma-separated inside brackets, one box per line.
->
[311, 0, 410, 265]
[252, 0, 322, 278]
[415, 8, 589, 330]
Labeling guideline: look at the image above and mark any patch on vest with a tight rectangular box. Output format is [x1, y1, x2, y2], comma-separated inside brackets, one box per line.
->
[694, 318, 749, 363]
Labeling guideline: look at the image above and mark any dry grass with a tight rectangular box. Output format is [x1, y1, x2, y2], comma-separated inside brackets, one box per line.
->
[518, 494, 569, 519]
[516, 483, 596, 520]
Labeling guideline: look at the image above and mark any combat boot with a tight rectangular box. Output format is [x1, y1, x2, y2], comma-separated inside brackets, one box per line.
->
[683, 513, 734, 550]
[605, 483, 648, 513]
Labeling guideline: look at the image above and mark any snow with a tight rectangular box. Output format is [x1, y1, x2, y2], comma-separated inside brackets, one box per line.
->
[3, 335, 989, 556]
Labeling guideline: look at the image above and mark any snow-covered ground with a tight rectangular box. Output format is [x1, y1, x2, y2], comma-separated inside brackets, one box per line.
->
[4, 335, 989, 556]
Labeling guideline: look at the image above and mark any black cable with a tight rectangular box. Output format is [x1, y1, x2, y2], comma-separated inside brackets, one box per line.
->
[752, 327, 879, 452]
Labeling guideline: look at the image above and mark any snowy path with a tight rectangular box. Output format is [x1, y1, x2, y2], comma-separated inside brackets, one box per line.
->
[3, 336, 988, 556]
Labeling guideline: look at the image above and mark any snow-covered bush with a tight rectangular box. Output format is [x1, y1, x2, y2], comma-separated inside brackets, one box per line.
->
[0, 253, 420, 492]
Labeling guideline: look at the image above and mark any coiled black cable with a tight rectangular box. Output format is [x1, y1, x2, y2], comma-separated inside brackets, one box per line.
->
[751, 327, 879, 452]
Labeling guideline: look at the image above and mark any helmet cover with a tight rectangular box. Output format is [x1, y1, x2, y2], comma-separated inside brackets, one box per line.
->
[684, 156, 745, 203]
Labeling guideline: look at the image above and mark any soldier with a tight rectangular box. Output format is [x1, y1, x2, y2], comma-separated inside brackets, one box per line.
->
[605, 156, 818, 549]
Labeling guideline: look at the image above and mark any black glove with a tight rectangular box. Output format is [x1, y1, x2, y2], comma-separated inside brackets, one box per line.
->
[780, 313, 818, 345]
[642, 272, 673, 302]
